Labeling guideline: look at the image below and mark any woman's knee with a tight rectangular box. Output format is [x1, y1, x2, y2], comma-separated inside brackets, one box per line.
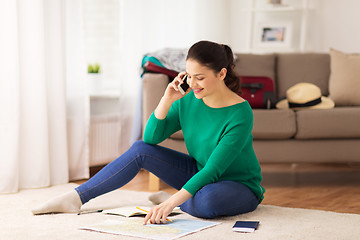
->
[180, 187, 225, 219]
[130, 140, 153, 153]
[180, 198, 219, 219]
[180, 182, 259, 219]
[131, 140, 146, 149]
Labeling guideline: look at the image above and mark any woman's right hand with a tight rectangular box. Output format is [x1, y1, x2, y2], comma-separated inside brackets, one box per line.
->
[154, 72, 190, 120]
[163, 72, 190, 103]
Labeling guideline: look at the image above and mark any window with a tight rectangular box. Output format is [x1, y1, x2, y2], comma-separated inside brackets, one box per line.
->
[83, 0, 121, 91]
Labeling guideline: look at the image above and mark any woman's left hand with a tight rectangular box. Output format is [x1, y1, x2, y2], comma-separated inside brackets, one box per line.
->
[143, 201, 175, 225]
[143, 188, 192, 225]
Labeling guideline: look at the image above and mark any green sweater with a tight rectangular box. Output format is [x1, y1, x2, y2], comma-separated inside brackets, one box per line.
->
[143, 91, 265, 202]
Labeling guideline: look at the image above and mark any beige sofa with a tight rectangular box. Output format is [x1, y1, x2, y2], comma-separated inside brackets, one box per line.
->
[142, 53, 360, 189]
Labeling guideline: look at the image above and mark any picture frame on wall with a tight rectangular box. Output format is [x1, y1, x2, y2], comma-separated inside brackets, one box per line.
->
[253, 22, 292, 50]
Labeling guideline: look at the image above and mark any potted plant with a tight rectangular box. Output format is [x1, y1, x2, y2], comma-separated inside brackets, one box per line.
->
[88, 63, 102, 94]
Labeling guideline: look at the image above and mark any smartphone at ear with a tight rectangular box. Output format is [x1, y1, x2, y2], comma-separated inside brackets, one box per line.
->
[178, 75, 189, 95]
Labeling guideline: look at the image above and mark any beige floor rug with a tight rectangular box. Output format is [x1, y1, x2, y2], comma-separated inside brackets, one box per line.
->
[1, 183, 359, 240]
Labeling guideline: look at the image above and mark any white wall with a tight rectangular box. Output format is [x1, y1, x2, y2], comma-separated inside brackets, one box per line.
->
[310, 0, 360, 52]
[229, 0, 360, 53]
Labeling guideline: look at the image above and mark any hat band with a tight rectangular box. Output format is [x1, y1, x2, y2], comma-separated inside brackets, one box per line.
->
[288, 97, 322, 108]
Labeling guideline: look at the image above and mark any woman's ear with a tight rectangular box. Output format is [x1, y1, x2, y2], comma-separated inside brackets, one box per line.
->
[218, 68, 227, 81]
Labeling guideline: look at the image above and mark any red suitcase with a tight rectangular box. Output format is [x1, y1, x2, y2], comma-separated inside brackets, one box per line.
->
[239, 76, 276, 109]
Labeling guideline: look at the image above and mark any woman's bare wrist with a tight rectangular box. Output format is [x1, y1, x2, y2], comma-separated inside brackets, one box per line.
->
[154, 97, 174, 119]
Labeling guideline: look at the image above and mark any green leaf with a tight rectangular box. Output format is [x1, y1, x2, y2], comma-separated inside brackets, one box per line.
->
[93, 64, 101, 73]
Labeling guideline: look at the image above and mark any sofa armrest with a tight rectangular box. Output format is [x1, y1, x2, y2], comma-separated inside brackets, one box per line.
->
[142, 73, 169, 132]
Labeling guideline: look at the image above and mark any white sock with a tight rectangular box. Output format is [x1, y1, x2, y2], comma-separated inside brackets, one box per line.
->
[148, 191, 172, 205]
[32, 190, 82, 215]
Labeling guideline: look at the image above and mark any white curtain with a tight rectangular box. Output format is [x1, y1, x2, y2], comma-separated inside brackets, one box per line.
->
[65, 0, 90, 181]
[0, 0, 88, 193]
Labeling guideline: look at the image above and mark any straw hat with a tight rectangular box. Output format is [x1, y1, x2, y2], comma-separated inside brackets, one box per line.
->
[276, 82, 335, 110]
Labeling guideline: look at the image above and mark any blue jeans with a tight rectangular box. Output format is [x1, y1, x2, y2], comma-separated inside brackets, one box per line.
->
[75, 141, 259, 219]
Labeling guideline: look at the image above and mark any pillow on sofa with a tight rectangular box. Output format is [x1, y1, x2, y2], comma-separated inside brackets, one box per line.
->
[329, 48, 360, 106]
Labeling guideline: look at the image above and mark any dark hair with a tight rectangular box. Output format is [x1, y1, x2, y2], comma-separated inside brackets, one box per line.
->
[186, 40, 240, 93]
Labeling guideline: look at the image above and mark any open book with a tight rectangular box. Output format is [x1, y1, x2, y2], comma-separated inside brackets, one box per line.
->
[102, 206, 182, 218]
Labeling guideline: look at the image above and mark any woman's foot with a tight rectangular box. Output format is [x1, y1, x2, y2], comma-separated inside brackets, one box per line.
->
[148, 191, 172, 205]
[32, 190, 82, 215]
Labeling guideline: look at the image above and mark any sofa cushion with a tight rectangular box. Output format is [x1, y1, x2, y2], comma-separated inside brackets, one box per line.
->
[328, 48, 360, 106]
[252, 109, 296, 139]
[254, 139, 360, 163]
[276, 53, 330, 99]
[234, 53, 276, 82]
[142, 73, 169, 130]
[295, 107, 360, 139]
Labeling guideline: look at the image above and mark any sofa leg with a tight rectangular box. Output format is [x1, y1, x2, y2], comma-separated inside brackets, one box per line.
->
[149, 172, 160, 191]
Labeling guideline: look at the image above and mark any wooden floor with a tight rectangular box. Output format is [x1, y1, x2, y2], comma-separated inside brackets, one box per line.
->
[75, 163, 360, 214]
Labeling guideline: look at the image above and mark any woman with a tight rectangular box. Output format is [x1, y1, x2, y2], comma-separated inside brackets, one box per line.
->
[33, 40, 265, 225]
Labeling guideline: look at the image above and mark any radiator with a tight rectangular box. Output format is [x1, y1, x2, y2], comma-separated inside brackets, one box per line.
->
[89, 113, 121, 167]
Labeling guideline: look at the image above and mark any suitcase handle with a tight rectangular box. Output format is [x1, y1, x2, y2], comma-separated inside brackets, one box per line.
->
[242, 83, 264, 89]
[242, 83, 264, 94]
